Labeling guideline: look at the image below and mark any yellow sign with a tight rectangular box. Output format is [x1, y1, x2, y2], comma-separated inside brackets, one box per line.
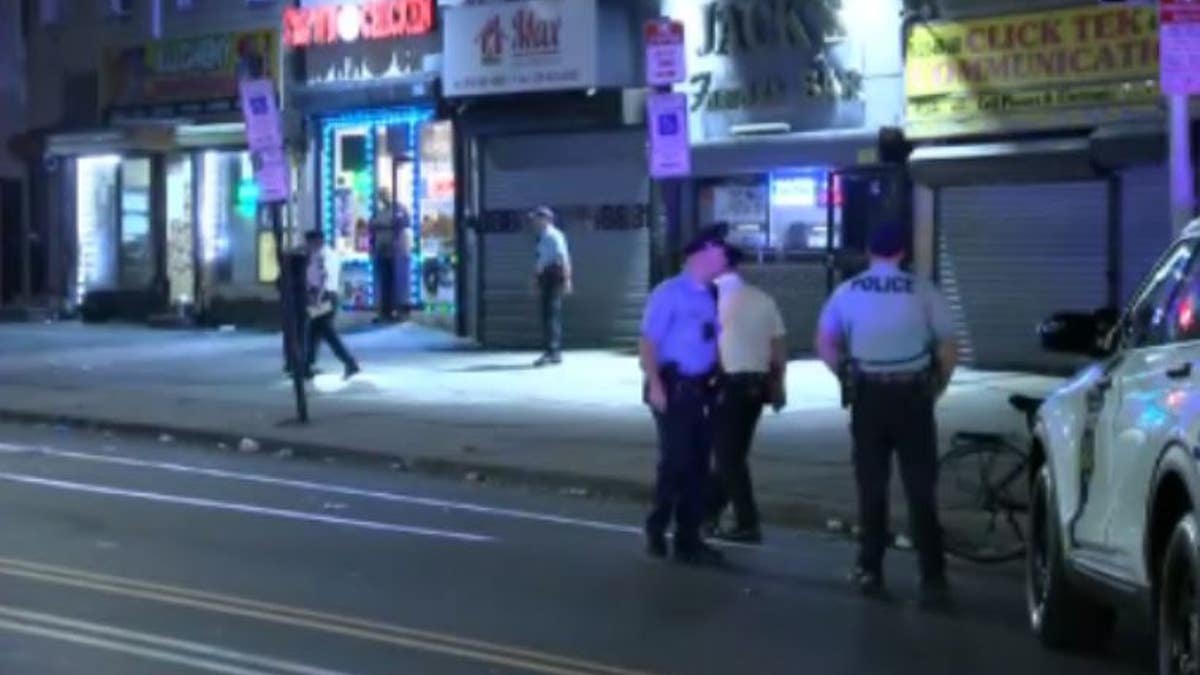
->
[905, 5, 1160, 137]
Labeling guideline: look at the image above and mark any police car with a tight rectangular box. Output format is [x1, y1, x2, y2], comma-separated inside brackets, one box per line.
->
[1028, 218, 1200, 672]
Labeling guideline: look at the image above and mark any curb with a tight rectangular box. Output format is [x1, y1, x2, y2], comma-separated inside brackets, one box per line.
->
[0, 407, 844, 531]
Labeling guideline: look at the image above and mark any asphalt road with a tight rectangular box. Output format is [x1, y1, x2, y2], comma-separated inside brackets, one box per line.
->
[0, 422, 1153, 675]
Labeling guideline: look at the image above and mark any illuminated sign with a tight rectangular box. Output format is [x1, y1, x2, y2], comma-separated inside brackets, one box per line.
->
[283, 0, 435, 49]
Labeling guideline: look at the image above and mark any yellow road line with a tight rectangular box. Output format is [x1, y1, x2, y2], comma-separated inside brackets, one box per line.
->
[0, 556, 655, 675]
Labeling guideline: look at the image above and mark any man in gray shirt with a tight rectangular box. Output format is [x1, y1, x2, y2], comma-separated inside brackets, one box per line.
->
[815, 221, 957, 601]
[530, 207, 571, 367]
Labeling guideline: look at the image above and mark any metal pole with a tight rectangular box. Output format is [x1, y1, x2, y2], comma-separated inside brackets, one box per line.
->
[1169, 94, 1195, 235]
[271, 201, 308, 423]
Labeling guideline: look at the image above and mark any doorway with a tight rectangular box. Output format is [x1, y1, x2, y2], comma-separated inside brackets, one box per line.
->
[0, 178, 21, 304]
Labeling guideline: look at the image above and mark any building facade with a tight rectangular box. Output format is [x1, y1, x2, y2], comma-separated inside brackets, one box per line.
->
[0, 2, 28, 310]
[903, 0, 1185, 371]
[658, 0, 908, 354]
[29, 0, 288, 325]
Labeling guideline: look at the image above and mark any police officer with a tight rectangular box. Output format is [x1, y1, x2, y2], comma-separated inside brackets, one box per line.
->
[814, 221, 958, 600]
[640, 227, 729, 565]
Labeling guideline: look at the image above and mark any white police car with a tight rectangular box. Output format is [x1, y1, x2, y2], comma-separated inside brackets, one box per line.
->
[1029, 218, 1200, 672]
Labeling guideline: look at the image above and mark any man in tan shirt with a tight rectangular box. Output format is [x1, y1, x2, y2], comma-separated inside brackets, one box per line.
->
[707, 245, 786, 544]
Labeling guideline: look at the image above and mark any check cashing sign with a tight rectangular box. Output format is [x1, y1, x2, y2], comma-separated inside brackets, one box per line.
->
[905, 5, 1160, 138]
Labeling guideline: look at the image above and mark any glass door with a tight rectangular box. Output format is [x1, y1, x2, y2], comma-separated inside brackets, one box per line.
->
[118, 157, 153, 290]
[165, 153, 196, 307]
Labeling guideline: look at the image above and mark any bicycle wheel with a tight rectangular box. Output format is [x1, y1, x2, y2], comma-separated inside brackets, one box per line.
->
[938, 438, 1029, 564]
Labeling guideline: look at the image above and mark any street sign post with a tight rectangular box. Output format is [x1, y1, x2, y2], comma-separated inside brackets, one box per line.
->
[647, 92, 691, 178]
[1161, 0, 1200, 95]
[238, 78, 308, 423]
[644, 19, 685, 87]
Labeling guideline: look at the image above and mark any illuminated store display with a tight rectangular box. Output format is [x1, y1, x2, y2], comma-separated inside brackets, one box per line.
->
[75, 155, 121, 303]
[318, 107, 438, 312]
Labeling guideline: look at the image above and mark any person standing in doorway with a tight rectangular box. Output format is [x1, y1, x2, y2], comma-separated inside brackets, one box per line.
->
[370, 188, 402, 323]
[707, 244, 787, 544]
[305, 230, 360, 381]
[530, 206, 572, 367]
[640, 227, 729, 565]
[814, 221, 956, 603]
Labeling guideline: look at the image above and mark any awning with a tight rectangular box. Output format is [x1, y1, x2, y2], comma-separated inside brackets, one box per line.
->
[689, 128, 880, 177]
[1089, 121, 1165, 169]
[45, 122, 249, 158]
[908, 137, 1097, 186]
[288, 73, 439, 117]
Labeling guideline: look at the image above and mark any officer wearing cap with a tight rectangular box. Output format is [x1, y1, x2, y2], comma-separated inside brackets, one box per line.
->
[529, 206, 572, 367]
[639, 226, 729, 565]
[815, 221, 958, 600]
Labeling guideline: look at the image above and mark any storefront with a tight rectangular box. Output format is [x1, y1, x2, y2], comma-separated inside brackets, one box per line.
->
[904, 3, 1170, 371]
[444, 0, 650, 349]
[48, 30, 281, 324]
[284, 0, 456, 327]
[660, 0, 907, 354]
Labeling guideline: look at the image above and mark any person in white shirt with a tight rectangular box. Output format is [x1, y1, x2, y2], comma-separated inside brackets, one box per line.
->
[707, 244, 786, 543]
[304, 230, 359, 380]
[529, 206, 572, 367]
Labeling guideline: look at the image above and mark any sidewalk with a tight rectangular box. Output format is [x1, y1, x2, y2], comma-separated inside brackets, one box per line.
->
[0, 322, 1065, 528]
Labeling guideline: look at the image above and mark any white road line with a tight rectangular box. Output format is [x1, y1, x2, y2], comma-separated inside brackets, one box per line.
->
[0, 616, 275, 675]
[0, 605, 353, 675]
[0, 470, 494, 544]
[0, 442, 642, 536]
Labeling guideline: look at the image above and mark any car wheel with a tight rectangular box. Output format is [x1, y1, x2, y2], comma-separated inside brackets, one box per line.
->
[1158, 513, 1200, 675]
[1027, 464, 1114, 650]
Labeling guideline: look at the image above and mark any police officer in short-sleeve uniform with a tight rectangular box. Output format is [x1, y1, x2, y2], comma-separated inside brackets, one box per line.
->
[815, 222, 958, 599]
[639, 227, 729, 565]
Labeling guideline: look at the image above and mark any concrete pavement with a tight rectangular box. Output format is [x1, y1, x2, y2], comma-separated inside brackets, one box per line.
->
[0, 322, 1068, 529]
[0, 422, 1150, 674]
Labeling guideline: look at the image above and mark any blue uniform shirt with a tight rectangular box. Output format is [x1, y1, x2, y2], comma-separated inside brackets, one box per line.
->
[641, 273, 719, 376]
[818, 261, 955, 373]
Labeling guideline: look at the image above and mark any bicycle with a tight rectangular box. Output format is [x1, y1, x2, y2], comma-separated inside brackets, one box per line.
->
[936, 394, 1041, 564]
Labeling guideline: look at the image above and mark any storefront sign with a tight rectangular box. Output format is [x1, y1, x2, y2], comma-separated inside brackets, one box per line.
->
[283, 0, 435, 48]
[647, 92, 691, 178]
[906, 5, 1161, 138]
[442, 0, 599, 97]
[101, 30, 278, 121]
[713, 183, 767, 223]
[645, 18, 685, 87]
[662, 0, 870, 141]
[1161, 0, 1200, 95]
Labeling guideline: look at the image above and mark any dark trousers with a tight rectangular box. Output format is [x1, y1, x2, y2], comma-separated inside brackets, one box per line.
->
[375, 255, 396, 319]
[710, 375, 766, 531]
[850, 377, 945, 580]
[307, 302, 357, 371]
[538, 273, 564, 355]
[647, 379, 714, 549]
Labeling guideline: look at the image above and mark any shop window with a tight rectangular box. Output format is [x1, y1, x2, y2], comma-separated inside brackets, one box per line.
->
[200, 150, 261, 286]
[319, 108, 446, 313]
[698, 169, 841, 257]
[118, 157, 153, 290]
[75, 155, 121, 302]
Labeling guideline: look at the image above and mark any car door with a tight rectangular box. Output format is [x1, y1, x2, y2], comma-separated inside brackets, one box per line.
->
[1070, 239, 1197, 563]
[1105, 238, 1200, 581]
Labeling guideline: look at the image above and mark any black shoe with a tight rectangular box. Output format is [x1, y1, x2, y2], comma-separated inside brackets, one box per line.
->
[850, 568, 885, 597]
[344, 363, 361, 381]
[712, 526, 763, 545]
[674, 541, 725, 566]
[533, 353, 555, 367]
[645, 530, 668, 559]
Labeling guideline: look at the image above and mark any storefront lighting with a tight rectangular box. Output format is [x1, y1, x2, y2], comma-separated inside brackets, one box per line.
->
[76, 155, 121, 304]
[770, 172, 820, 208]
[200, 151, 221, 263]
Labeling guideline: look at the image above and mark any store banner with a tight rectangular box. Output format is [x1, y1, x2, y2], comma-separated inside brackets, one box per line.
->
[442, 0, 598, 97]
[647, 92, 691, 178]
[905, 5, 1160, 137]
[102, 30, 279, 121]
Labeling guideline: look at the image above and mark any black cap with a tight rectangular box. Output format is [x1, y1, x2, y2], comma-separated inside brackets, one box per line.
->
[683, 224, 728, 257]
[868, 222, 909, 257]
[724, 244, 745, 268]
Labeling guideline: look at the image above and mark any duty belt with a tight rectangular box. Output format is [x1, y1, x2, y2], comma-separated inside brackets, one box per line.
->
[857, 369, 928, 384]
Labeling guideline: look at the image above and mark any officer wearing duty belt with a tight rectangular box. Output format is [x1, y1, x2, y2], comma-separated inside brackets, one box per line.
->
[815, 222, 958, 601]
